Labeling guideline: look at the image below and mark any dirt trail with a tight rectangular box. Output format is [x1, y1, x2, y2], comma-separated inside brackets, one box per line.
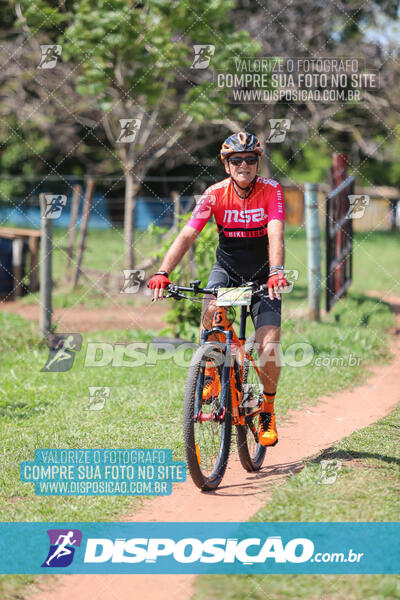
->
[0, 300, 168, 331]
[29, 296, 400, 600]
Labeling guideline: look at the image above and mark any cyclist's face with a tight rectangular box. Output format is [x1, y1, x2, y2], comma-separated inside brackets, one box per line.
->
[224, 152, 259, 186]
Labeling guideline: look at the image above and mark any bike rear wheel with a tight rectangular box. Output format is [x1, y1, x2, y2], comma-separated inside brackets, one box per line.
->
[183, 343, 232, 491]
[236, 334, 266, 471]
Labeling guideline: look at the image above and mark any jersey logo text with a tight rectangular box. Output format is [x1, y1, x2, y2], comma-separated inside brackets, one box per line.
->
[223, 208, 266, 224]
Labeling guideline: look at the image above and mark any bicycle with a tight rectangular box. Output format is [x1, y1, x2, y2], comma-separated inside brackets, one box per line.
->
[165, 280, 269, 491]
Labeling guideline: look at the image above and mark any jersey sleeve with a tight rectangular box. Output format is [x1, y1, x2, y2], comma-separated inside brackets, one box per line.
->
[186, 189, 216, 232]
[267, 182, 285, 222]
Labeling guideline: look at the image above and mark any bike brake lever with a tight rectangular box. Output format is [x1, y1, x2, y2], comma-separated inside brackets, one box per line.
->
[165, 288, 184, 300]
[253, 284, 268, 297]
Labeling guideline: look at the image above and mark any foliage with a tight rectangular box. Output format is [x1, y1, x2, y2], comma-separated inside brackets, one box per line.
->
[270, 139, 332, 184]
[16, 0, 260, 267]
[150, 217, 219, 340]
[2, 0, 400, 205]
[19, 0, 260, 173]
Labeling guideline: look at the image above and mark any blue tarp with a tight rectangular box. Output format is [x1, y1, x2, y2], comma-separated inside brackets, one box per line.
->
[0, 194, 111, 229]
[135, 197, 192, 229]
[0, 196, 193, 230]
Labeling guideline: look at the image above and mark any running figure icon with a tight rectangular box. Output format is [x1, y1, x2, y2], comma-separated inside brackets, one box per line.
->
[41, 529, 82, 568]
[45, 531, 77, 566]
[41, 333, 82, 372]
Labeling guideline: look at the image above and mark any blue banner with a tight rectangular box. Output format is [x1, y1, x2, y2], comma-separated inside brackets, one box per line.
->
[0, 522, 399, 574]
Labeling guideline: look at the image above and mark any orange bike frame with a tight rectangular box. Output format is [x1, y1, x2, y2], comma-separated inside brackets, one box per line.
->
[211, 306, 261, 427]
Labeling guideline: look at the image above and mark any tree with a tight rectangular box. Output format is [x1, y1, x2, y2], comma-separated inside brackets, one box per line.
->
[19, 0, 259, 268]
[0, 1, 118, 203]
[231, 0, 400, 183]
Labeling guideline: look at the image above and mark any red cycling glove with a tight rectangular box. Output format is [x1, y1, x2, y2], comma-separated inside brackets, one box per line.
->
[267, 270, 288, 298]
[148, 273, 171, 290]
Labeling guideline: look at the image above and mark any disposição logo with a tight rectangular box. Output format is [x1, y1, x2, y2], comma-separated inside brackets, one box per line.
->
[41, 529, 82, 568]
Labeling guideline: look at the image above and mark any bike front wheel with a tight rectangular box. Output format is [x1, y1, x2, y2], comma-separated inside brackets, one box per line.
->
[183, 343, 232, 491]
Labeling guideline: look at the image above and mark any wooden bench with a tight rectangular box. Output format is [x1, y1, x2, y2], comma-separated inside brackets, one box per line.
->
[0, 227, 41, 298]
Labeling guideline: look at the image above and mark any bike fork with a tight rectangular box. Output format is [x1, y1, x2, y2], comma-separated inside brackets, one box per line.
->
[194, 329, 232, 423]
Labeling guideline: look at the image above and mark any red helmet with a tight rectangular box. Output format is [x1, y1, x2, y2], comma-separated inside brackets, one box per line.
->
[220, 131, 263, 162]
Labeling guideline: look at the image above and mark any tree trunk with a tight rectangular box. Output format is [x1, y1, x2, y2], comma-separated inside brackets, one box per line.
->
[123, 163, 142, 271]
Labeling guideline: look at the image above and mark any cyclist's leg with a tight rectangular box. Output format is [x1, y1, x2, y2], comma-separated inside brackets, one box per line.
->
[201, 262, 231, 333]
[250, 296, 282, 445]
[250, 295, 282, 391]
[201, 263, 231, 400]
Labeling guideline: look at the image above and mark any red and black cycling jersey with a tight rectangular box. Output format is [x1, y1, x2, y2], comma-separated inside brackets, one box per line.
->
[187, 176, 285, 281]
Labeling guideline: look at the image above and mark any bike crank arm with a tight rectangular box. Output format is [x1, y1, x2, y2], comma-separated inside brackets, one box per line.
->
[246, 416, 259, 443]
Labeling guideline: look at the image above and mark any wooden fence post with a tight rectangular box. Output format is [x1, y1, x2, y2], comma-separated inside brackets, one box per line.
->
[73, 178, 95, 289]
[39, 193, 53, 336]
[305, 183, 321, 321]
[67, 184, 81, 269]
[28, 235, 40, 292]
[331, 153, 348, 297]
[171, 190, 181, 232]
[12, 238, 24, 298]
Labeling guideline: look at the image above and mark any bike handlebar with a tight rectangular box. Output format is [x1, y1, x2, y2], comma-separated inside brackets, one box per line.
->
[165, 279, 268, 301]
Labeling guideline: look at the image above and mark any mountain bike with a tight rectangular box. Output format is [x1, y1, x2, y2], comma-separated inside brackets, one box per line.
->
[166, 280, 268, 491]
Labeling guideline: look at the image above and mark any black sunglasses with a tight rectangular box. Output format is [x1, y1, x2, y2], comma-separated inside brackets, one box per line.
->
[228, 156, 258, 166]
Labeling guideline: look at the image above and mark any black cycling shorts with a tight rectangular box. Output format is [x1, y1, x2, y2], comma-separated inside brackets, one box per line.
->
[205, 261, 281, 329]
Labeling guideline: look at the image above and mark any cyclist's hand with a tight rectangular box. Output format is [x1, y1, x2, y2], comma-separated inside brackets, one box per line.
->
[148, 273, 172, 301]
[267, 270, 288, 300]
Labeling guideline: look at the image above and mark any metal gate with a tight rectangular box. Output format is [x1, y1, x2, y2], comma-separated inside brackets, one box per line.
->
[325, 174, 354, 312]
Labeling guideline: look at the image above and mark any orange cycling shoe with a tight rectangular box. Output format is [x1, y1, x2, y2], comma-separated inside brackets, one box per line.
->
[258, 411, 278, 446]
[202, 363, 221, 402]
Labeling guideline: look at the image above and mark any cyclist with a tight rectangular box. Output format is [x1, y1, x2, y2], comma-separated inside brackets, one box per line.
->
[149, 131, 287, 447]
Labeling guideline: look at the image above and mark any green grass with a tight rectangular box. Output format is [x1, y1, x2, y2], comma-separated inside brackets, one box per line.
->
[17, 226, 400, 311]
[276, 293, 394, 416]
[0, 294, 394, 519]
[155, 227, 400, 340]
[194, 406, 400, 600]
[19, 226, 161, 308]
[282, 228, 400, 315]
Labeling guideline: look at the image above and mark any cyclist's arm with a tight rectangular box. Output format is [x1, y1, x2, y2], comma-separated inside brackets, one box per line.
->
[267, 219, 285, 300]
[267, 182, 285, 270]
[158, 225, 200, 276]
[267, 219, 285, 270]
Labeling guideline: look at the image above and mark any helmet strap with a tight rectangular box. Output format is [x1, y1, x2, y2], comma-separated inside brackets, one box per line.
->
[230, 175, 257, 200]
